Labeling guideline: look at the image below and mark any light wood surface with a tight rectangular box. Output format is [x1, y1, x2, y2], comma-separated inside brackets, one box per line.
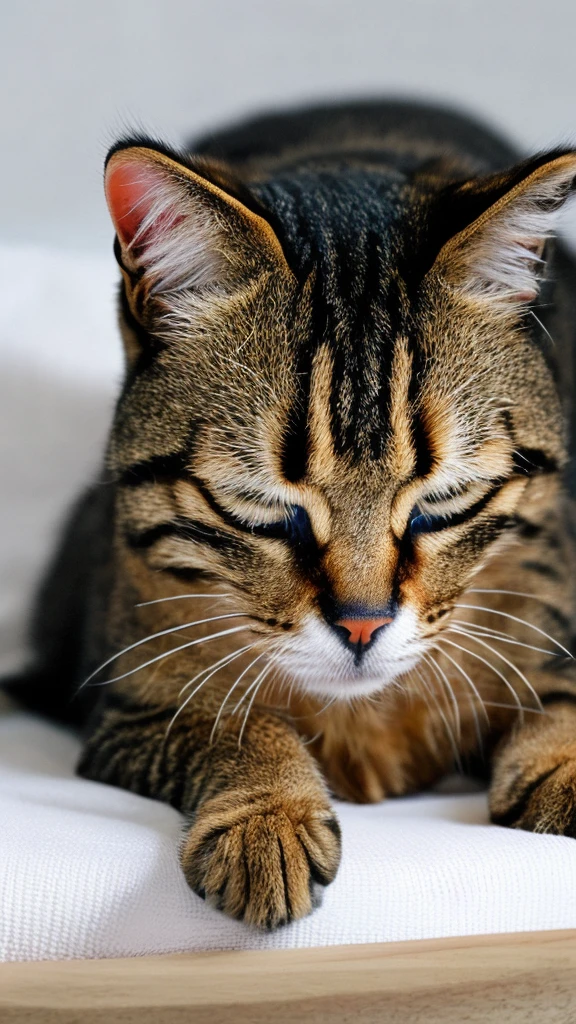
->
[1, 929, 575, 1023]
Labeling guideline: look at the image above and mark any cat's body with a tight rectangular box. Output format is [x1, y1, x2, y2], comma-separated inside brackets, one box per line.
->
[10, 100, 576, 928]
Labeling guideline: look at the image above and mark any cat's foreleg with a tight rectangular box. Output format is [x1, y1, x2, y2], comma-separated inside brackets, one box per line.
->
[490, 690, 576, 835]
[78, 692, 341, 929]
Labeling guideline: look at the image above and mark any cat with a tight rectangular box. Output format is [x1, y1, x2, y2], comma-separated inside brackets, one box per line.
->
[9, 99, 576, 930]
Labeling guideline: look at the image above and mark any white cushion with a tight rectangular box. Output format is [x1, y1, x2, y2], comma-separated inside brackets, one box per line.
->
[1, 242, 576, 962]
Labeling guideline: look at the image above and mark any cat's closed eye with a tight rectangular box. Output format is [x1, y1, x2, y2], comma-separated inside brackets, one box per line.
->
[409, 505, 454, 535]
[249, 504, 314, 545]
[202, 486, 317, 547]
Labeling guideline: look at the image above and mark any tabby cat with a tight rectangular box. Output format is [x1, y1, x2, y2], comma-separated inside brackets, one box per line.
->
[12, 100, 576, 930]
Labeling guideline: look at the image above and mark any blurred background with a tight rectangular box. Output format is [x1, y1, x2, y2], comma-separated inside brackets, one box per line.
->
[3, 0, 576, 250]
[1, 0, 576, 675]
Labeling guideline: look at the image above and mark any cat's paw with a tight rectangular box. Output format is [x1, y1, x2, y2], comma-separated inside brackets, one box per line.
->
[181, 790, 341, 929]
[490, 756, 576, 836]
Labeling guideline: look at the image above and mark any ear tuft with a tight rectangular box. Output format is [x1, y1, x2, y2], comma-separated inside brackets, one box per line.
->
[442, 152, 576, 306]
[105, 150, 227, 294]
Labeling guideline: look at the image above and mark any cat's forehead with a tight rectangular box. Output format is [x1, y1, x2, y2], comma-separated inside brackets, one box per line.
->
[195, 327, 513, 505]
[187, 284, 515, 495]
[253, 167, 411, 265]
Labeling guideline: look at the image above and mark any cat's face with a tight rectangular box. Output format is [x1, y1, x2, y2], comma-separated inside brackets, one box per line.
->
[106, 142, 574, 700]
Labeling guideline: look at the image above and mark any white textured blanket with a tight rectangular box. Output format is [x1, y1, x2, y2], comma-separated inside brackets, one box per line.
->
[1, 243, 575, 962]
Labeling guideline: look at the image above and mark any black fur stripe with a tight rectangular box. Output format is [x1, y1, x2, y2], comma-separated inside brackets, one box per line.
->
[429, 483, 509, 534]
[323, 816, 342, 843]
[544, 605, 572, 634]
[521, 560, 561, 581]
[282, 392, 311, 483]
[277, 837, 292, 922]
[189, 477, 256, 534]
[541, 691, 576, 708]
[515, 517, 543, 539]
[296, 835, 333, 886]
[449, 484, 509, 529]
[123, 471, 289, 544]
[512, 448, 558, 476]
[162, 566, 204, 584]
[412, 410, 434, 479]
[119, 451, 190, 487]
[127, 517, 243, 553]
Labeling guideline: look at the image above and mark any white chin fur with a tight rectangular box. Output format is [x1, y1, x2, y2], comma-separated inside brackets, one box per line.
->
[277, 607, 425, 700]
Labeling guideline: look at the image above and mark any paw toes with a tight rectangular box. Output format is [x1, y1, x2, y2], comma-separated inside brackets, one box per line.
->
[182, 802, 341, 929]
[242, 812, 311, 928]
[295, 816, 342, 885]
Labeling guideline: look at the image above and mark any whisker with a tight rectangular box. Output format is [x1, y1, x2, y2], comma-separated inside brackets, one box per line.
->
[310, 694, 339, 717]
[450, 619, 558, 657]
[289, 694, 339, 722]
[136, 593, 232, 607]
[258, 675, 279, 709]
[165, 645, 257, 743]
[302, 730, 323, 746]
[424, 647, 481, 753]
[237, 680, 266, 750]
[438, 634, 524, 719]
[455, 604, 573, 658]
[466, 688, 485, 755]
[92, 625, 251, 687]
[81, 613, 250, 687]
[209, 648, 271, 744]
[178, 643, 256, 698]
[438, 633, 526, 721]
[467, 588, 555, 603]
[431, 643, 490, 727]
[453, 621, 515, 639]
[285, 679, 297, 709]
[231, 658, 276, 717]
[427, 648, 485, 752]
[237, 660, 279, 749]
[421, 651, 461, 740]
[529, 308, 555, 347]
[447, 627, 544, 711]
[413, 662, 462, 771]
[483, 700, 547, 715]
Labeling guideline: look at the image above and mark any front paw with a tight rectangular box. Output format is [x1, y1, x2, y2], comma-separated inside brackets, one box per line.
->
[181, 790, 341, 929]
[490, 757, 576, 836]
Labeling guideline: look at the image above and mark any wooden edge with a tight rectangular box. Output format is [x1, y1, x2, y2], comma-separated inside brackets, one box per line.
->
[1, 929, 575, 1023]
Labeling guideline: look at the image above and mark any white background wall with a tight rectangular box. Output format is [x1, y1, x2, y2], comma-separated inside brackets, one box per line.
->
[2, 0, 576, 251]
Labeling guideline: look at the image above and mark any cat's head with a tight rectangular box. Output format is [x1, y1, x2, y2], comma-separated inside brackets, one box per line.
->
[105, 138, 576, 699]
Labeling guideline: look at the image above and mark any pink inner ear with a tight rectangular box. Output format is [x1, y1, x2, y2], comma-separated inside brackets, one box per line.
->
[105, 158, 164, 247]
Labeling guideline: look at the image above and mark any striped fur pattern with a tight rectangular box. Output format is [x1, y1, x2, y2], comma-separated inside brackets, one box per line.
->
[15, 101, 576, 929]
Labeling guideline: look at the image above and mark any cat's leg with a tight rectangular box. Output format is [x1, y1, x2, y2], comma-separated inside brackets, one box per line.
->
[78, 691, 341, 929]
[490, 691, 576, 835]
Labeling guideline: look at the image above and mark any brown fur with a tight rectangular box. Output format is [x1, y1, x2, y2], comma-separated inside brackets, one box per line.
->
[17, 101, 576, 929]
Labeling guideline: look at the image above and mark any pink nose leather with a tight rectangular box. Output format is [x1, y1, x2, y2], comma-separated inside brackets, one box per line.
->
[335, 617, 393, 646]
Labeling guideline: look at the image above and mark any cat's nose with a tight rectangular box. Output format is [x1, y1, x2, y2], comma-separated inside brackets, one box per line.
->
[334, 616, 393, 647]
[319, 597, 396, 659]
[333, 615, 393, 652]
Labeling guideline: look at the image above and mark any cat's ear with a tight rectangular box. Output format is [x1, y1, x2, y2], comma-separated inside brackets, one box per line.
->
[104, 142, 288, 301]
[434, 150, 576, 306]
